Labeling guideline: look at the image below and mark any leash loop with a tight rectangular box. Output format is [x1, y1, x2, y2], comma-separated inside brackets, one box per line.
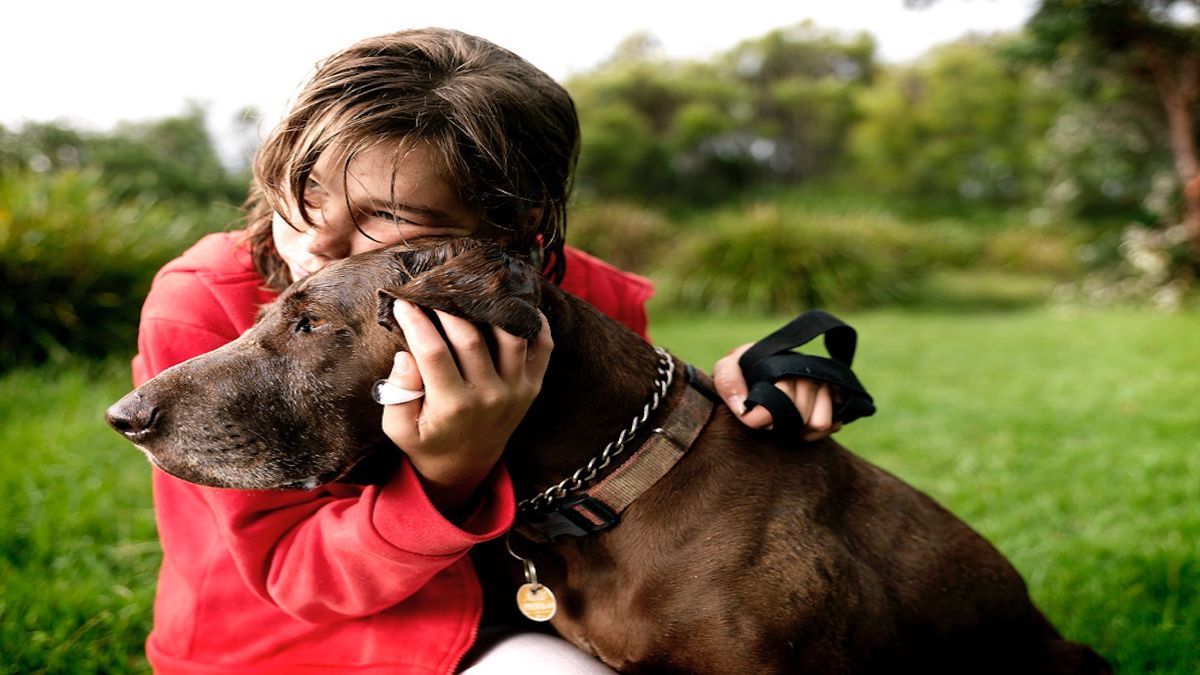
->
[737, 310, 876, 439]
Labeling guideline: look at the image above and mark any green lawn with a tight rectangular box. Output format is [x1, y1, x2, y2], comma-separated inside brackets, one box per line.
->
[1, 307, 1197, 672]
[653, 306, 1200, 673]
[0, 358, 157, 674]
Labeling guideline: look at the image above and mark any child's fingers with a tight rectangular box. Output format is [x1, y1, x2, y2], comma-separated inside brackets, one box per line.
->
[492, 325, 530, 383]
[802, 383, 835, 441]
[714, 344, 841, 437]
[379, 351, 425, 446]
[434, 310, 498, 387]
[393, 299, 464, 395]
[737, 402, 775, 429]
[523, 312, 553, 385]
[389, 351, 423, 391]
[713, 343, 754, 417]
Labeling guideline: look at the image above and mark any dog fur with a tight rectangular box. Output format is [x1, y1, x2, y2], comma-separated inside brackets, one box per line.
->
[107, 239, 1110, 673]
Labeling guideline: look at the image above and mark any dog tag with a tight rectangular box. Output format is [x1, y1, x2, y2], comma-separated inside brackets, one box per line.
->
[506, 533, 557, 622]
[516, 582, 557, 622]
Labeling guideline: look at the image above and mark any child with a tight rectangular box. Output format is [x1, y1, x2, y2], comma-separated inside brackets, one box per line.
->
[132, 27, 840, 673]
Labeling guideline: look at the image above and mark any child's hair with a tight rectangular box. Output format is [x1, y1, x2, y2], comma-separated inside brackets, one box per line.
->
[244, 27, 579, 291]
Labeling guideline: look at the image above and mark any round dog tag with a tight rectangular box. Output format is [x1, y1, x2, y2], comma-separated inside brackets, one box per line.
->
[516, 583, 557, 622]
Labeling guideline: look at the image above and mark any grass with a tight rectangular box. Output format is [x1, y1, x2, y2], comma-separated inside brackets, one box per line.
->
[652, 306, 1200, 674]
[2, 306, 1197, 672]
[0, 358, 156, 674]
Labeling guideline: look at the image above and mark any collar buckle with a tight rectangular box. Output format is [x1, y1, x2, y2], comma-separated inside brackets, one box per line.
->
[517, 495, 620, 542]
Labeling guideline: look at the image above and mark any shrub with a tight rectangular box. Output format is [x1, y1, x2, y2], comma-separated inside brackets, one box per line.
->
[662, 203, 930, 313]
[567, 201, 676, 274]
[0, 169, 236, 369]
[982, 225, 1085, 277]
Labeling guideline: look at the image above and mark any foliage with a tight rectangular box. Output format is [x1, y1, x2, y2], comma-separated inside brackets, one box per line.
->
[661, 202, 931, 312]
[0, 358, 156, 674]
[568, 22, 876, 205]
[0, 107, 248, 369]
[1056, 222, 1197, 310]
[1002, 2, 1178, 223]
[0, 169, 237, 369]
[567, 201, 676, 274]
[716, 21, 877, 181]
[655, 306, 1200, 675]
[980, 223, 1086, 277]
[0, 105, 248, 207]
[6, 308, 1198, 671]
[850, 36, 1065, 207]
[1018, 0, 1200, 261]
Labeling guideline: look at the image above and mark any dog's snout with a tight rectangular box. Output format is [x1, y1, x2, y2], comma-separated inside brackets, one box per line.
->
[106, 392, 161, 440]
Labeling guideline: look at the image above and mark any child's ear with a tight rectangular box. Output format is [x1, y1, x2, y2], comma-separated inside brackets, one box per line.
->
[375, 241, 543, 340]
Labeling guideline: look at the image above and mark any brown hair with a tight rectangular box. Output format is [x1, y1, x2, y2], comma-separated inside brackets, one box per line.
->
[244, 27, 579, 291]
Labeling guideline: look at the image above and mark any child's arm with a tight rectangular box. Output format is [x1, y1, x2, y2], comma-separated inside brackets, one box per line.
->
[136, 267, 516, 625]
[196, 458, 512, 623]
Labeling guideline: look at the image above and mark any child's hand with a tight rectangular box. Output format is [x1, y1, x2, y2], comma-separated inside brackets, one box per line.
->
[713, 343, 842, 442]
[380, 299, 553, 514]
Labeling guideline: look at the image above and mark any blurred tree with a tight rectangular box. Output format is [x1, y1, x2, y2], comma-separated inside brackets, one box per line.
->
[1022, 0, 1200, 258]
[0, 104, 248, 207]
[719, 21, 877, 181]
[568, 23, 876, 204]
[0, 108, 248, 367]
[0, 121, 88, 172]
[850, 36, 1064, 208]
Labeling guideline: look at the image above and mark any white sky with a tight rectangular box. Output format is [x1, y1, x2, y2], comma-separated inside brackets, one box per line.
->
[2, 0, 1037, 160]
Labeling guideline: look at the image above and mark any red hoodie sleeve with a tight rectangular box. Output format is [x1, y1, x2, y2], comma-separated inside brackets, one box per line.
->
[136, 260, 514, 624]
[200, 458, 512, 623]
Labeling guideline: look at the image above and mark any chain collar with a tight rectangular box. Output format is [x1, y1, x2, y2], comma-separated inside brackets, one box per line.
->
[518, 347, 675, 514]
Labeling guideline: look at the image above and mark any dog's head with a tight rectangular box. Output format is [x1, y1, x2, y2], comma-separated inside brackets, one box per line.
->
[105, 238, 542, 490]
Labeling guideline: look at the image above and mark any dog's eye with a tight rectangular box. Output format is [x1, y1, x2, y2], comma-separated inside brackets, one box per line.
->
[295, 316, 328, 334]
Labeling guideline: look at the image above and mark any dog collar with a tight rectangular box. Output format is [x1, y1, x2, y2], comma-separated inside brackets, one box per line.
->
[514, 352, 716, 542]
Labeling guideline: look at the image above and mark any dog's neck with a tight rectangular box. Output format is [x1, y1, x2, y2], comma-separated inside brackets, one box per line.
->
[505, 284, 680, 502]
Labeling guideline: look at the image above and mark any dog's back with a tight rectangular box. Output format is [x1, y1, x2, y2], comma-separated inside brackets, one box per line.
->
[499, 278, 1110, 674]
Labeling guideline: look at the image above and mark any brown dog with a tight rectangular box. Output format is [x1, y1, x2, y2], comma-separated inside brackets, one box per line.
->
[107, 239, 1109, 673]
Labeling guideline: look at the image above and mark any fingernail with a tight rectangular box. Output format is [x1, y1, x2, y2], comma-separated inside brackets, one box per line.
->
[730, 394, 746, 416]
[393, 352, 410, 374]
[393, 299, 411, 323]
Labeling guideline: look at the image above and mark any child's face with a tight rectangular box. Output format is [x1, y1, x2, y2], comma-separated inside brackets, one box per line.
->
[272, 143, 483, 282]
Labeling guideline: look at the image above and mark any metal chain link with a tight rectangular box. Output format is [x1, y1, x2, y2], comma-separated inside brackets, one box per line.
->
[518, 347, 675, 514]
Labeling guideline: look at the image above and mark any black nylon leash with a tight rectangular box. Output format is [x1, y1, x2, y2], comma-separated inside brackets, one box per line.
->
[737, 310, 876, 438]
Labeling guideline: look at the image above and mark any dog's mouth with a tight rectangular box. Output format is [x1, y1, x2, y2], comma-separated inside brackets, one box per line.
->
[269, 448, 384, 491]
[139, 448, 345, 492]
[275, 471, 342, 491]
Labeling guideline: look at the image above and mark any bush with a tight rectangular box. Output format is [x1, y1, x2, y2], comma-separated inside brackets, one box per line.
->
[567, 201, 676, 274]
[0, 169, 236, 369]
[982, 225, 1085, 277]
[661, 203, 930, 312]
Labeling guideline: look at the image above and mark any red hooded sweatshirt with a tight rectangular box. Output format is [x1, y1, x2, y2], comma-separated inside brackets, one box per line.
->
[132, 232, 653, 674]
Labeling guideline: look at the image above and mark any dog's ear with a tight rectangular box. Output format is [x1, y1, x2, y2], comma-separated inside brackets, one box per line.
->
[376, 241, 543, 340]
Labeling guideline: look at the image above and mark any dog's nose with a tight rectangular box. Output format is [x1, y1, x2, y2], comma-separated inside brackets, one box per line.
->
[105, 392, 161, 440]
